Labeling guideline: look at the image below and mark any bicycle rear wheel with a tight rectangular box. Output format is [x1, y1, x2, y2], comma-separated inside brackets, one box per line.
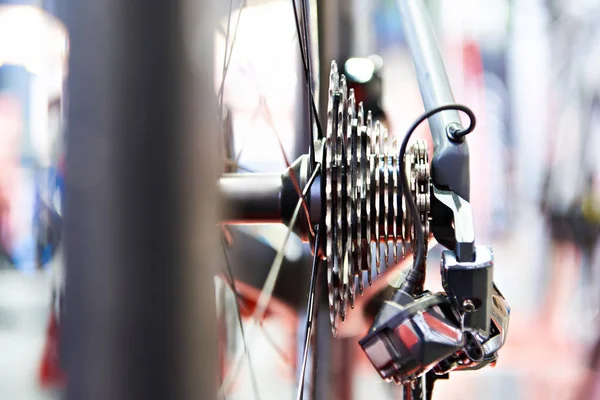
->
[215, 1, 429, 399]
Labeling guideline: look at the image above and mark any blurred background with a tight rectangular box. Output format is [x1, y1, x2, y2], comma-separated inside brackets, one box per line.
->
[2, 0, 600, 399]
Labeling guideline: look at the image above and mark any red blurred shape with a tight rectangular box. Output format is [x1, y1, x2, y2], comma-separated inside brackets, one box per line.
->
[38, 310, 67, 388]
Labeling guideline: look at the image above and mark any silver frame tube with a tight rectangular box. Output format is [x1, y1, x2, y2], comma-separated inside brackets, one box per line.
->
[398, 0, 463, 143]
[397, 0, 471, 200]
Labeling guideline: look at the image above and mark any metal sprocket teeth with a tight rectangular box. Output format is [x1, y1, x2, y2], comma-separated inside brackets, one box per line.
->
[323, 61, 430, 334]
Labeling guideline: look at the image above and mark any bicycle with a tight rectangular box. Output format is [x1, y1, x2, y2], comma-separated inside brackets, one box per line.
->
[216, 0, 510, 399]
[61, 0, 510, 399]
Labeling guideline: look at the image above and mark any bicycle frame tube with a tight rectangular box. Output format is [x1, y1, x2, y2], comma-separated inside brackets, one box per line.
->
[63, 0, 220, 398]
[397, 0, 471, 201]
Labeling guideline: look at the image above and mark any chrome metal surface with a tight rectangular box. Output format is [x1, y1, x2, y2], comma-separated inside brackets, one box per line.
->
[219, 173, 283, 224]
[324, 61, 431, 333]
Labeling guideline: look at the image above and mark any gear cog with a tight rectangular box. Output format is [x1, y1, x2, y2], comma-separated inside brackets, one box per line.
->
[323, 61, 431, 334]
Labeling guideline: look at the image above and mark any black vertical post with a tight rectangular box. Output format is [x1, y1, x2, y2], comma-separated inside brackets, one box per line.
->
[62, 0, 220, 399]
[317, 0, 338, 122]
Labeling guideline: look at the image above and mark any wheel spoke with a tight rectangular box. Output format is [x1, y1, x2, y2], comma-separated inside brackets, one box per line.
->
[296, 226, 321, 400]
[218, 2, 325, 396]
[218, 1, 247, 120]
[218, 163, 321, 397]
[218, 2, 318, 237]
[220, 33, 314, 238]
[219, 0, 234, 106]
[220, 234, 262, 400]
[300, 0, 319, 139]
[291, 0, 323, 168]
[257, 319, 296, 368]
[228, 33, 299, 169]
[221, 231, 297, 370]
[263, 101, 315, 237]
[231, 94, 264, 166]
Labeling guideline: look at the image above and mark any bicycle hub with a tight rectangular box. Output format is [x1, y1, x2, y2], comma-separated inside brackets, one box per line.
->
[219, 61, 434, 334]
